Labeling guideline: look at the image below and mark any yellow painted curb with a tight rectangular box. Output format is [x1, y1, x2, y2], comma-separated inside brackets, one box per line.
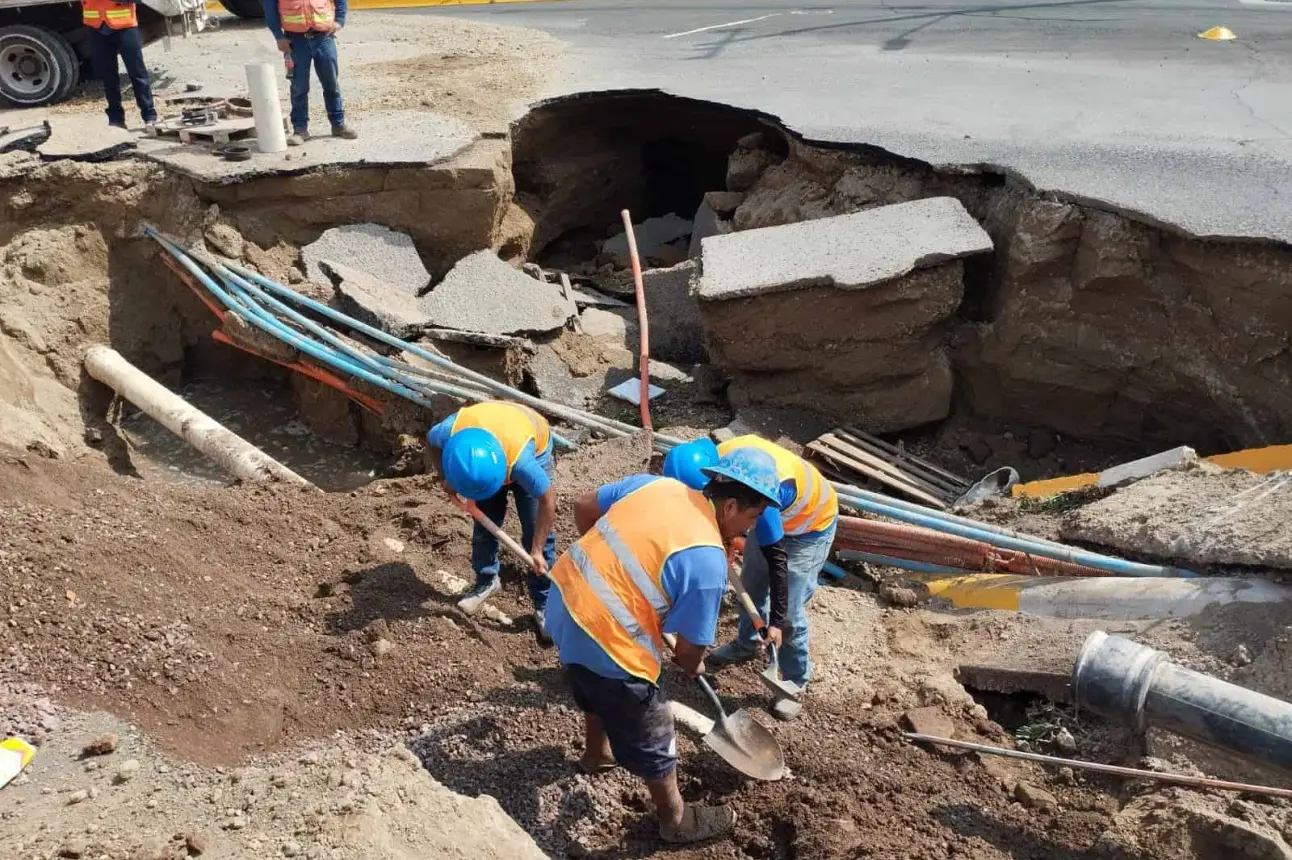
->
[915, 574, 1026, 612]
[207, 0, 565, 11]
[1012, 443, 1292, 500]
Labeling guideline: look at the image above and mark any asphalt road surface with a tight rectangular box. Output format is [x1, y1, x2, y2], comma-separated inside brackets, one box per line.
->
[407, 0, 1292, 242]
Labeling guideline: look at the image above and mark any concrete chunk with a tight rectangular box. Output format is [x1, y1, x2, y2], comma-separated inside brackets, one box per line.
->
[303, 224, 431, 296]
[419, 251, 575, 336]
[319, 259, 431, 339]
[688, 200, 732, 260]
[642, 261, 706, 364]
[37, 116, 135, 162]
[697, 197, 993, 302]
[600, 213, 692, 268]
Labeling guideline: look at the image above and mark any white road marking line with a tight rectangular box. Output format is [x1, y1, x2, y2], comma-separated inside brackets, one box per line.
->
[662, 13, 783, 39]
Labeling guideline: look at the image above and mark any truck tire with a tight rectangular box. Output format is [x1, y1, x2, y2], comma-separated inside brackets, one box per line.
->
[0, 24, 79, 107]
[218, 0, 265, 19]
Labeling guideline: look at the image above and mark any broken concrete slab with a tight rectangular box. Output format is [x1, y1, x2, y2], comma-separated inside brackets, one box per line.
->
[1061, 467, 1292, 570]
[642, 261, 706, 364]
[600, 213, 692, 268]
[419, 250, 575, 337]
[688, 200, 732, 260]
[302, 224, 431, 296]
[37, 116, 135, 162]
[134, 110, 474, 184]
[696, 198, 992, 432]
[578, 306, 633, 347]
[697, 197, 993, 302]
[319, 259, 432, 339]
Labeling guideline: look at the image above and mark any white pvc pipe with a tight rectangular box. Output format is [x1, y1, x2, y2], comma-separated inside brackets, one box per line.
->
[245, 62, 287, 154]
[84, 345, 314, 489]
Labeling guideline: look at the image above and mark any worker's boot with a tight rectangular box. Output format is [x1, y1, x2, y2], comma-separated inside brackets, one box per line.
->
[331, 125, 358, 140]
[706, 640, 759, 668]
[287, 130, 309, 146]
[771, 697, 803, 722]
[456, 575, 500, 616]
[533, 607, 551, 645]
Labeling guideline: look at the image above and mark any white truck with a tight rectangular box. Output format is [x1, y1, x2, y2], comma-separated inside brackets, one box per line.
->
[0, 0, 224, 107]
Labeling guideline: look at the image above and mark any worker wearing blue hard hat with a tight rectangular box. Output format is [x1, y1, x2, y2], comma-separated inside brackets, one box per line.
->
[543, 445, 780, 844]
[663, 434, 838, 721]
[425, 400, 558, 635]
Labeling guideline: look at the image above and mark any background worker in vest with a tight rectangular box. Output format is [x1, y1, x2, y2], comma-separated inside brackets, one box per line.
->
[263, 0, 358, 144]
[544, 448, 782, 844]
[83, 0, 157, 130]
[425, 401, 557, 633]
[664, 435, 839, 722]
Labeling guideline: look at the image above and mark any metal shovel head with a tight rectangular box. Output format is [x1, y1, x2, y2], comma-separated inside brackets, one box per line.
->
[703, 709, 786, 782]
[760, 645, 802, 702]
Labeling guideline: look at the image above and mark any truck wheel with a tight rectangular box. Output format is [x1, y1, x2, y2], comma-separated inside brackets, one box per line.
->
[218, 0, 265, 19]
[0, 25, 79, 107]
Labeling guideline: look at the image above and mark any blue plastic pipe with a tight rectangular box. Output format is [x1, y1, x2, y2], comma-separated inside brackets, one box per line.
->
[832, 486, 1196, 578]
[837, 549, 977, 576]
[820, 561, 848, 581]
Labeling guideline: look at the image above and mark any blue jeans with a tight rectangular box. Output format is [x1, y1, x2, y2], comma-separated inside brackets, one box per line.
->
[471, 469, 556, 611]
[90, 25, 156, 125]
[735, 522, 836, 688]
[288, 32, 344, 133]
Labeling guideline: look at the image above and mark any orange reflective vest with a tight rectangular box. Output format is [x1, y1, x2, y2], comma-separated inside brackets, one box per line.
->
[718, 435, 838, 536]
[82, 0, 138, 29]
[278, 0, 335, 33]
[450, 401, 551, 481]
[549, 478, 723, 683]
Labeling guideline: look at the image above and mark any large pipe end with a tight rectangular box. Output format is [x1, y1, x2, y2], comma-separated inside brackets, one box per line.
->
[1072, 630, 1167, 732]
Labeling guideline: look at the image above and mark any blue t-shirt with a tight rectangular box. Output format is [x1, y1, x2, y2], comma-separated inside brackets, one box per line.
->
[546, 475, 728, 680]
[425, 413, 553, 497]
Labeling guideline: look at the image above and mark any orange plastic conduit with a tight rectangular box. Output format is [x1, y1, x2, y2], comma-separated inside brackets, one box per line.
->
[211, 330, 385, 414]
[620, 209, 652, 432]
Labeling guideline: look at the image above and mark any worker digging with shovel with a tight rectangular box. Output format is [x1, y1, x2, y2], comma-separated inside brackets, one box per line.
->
[425, 400, 557, 638]
[664, 435, 839, 721]
[544, 447, 783, 844]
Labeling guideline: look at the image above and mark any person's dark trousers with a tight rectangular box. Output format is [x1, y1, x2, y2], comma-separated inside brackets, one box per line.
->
[471, 478, 557, 611]
[90, 24, 156, 127]
[288, 32, 344, 133]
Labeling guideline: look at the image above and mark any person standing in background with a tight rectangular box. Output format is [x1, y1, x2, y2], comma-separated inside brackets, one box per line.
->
[82, 0, 157, 129]
[263, 0, 358, 144]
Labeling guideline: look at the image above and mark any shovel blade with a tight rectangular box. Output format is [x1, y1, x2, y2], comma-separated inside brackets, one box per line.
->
[760, 668, 802, 702]
[702, 708, 785, 782]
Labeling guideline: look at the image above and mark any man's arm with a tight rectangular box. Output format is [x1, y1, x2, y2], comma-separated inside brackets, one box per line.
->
[424, 416, 456, 495]
[262, 0, 285, 41]
[574, 490, 600, 537]
[670, 635, 708, 678]
[333, 0, 347, 28]
[661, 546, 728, 678]
[510, 448, 556, 575]
[753, 504, 789, 641]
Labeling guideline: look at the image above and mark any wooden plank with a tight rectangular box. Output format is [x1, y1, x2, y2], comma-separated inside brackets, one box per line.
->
[832, 428, 966, 496]
[807, 441, 949, 510]
[818, 434, 953, 503]
[844, 424, 971, 489]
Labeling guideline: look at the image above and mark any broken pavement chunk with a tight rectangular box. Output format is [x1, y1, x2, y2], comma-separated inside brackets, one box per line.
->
[319, 259, 432, 339]
[301, 224, 431, 295]
[37, 116, 135, 162]
[419, 250, 575, 337]
[600, 214, 692, 268]
[696, 198, 993, 432]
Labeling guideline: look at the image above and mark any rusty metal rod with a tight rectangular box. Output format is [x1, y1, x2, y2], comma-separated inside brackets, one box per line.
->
[904, 733, 1292, 800]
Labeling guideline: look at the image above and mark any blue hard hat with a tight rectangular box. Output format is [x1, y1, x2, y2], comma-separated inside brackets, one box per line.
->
[441, 427, 506, 501]
[662, 438, 719, 491]
[702, 447, 783, 509]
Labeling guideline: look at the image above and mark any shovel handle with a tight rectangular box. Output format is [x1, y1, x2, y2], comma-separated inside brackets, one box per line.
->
[449, 494, 534, 569]
[725, 562, 769, 638]
[693, 673, 728, 722]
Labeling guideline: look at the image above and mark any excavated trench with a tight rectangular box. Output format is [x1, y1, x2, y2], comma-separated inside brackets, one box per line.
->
[2, 90, 1291, 489]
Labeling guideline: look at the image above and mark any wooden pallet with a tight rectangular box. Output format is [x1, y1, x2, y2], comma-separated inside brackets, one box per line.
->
[147, 116, 272, 146]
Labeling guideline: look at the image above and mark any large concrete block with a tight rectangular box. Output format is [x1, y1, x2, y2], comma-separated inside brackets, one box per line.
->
[697, 198, 992, 431]
[643, 261, 706, 364]
[419, 250, 575, 336]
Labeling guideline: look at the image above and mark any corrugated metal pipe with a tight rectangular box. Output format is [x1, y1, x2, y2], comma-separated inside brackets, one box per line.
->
[1072, 631, 1292, 772]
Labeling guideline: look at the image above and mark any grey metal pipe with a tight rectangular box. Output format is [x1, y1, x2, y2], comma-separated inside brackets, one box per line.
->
[1072, 630, 1292, 772]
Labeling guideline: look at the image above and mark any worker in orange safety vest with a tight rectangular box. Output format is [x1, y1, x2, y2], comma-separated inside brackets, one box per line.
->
[263, 0, 358, 144]
[665, 434, 839, 722]
[82, 0, 157, 129]
[544, 447, 783, 844]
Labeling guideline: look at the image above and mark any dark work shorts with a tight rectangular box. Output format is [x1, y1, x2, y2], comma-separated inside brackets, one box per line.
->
[566, 663, 677, 780]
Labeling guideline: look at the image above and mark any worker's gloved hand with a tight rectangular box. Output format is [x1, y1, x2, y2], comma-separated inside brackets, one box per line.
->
[529, 550, 549, 577]
[276, 38, 290, 53]
[762, 626, 783, 650]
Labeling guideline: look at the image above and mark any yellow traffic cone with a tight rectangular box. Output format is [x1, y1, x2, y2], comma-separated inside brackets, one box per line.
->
[1198, 26, 1237, 41]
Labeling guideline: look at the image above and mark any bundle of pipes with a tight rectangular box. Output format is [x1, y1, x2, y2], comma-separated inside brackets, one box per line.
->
[145, 229, 685, 455]
[829, 483, 1197, 579]
[834, 515, 1116, 577]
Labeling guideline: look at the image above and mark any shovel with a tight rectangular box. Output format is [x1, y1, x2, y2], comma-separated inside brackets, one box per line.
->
[448, 495, 533, 616]
[724, 562, 803, 703]
[664, 633, 786, 781]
